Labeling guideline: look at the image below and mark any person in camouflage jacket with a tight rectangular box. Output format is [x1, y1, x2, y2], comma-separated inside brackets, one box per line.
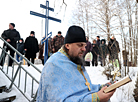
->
[52, 31, 64, 53]
[108, 35, 120, 61]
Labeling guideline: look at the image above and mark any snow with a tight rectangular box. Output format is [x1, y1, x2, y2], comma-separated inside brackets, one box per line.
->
[0, 64, 137, 102]
[0, 64, 43, 102]
[0, 68, 27, 102]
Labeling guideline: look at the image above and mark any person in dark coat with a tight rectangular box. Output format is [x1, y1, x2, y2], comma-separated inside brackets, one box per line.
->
[99, 39, 109, 66]
[0, 23, 20, 66]
[91, 39, 99, 66]
[38, 37, 52, 65]
[96, 36, 101, 62]
[38, 40, 44, 65]
[52, 31, 64, 53]
[48, 37, 52, 57]
[96, 36, 100, 47]
[24, 31, 39, 66]
[83, 36, 92, 66]
[108, 35, 120, 62]
[16, 38, 24, 62]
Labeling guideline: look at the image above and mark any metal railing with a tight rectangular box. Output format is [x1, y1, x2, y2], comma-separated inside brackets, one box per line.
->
[0, 37, 41, 102]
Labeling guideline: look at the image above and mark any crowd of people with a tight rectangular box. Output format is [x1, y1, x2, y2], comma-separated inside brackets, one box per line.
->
[0, 23, 40, 67]
[0, 23, 65, 67]
[0, 23, 121, 67]
[83, 35, 120, 67]
[38, 31, 121, 67]
[43, 34, 120, 67]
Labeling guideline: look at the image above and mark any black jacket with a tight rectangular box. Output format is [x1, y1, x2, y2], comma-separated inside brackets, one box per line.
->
[96, 39, 100, 47]
[1, 29, 20, 48]
[91, 44, 99, 58]
[24, 36, 39, 58]
[17, 42, 24, 55]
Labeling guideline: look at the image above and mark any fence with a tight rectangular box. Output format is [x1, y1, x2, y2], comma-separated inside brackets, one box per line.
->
[0, 37, 41, 102]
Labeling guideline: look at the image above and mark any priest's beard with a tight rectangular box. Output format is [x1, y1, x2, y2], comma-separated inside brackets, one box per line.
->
[68, 54, 85, 66]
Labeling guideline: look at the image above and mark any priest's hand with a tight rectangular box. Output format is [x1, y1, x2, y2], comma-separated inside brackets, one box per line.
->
[97, 86, 115, 102]
[104, 81, 116, 87]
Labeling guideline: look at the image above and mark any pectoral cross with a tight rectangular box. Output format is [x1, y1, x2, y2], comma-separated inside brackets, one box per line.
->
[85, 81, 91, 91]
[80, 68, 91, 91]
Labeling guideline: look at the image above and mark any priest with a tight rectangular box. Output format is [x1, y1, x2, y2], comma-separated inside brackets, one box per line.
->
[36, 25, 115, 102]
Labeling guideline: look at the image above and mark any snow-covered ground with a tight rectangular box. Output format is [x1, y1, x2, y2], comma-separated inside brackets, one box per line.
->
[86, 65, 137, 102]
[0, 64, 43, 102]
[0, 63, 137, 102]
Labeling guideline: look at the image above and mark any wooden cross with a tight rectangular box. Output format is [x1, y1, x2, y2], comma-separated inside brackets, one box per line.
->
[85, 81, 91, 91]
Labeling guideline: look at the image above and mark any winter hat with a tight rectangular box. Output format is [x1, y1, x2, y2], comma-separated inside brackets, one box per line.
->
[58, 31, 62, 34]
[64, 25, 86, 44]
[10, 23, 15, 27]
[19, 38, 24, 43]
[97, 36, 100, 38]
[30, 31, 35, 35]
[20, 38, 24, 41]
[101, 39, 106, 44]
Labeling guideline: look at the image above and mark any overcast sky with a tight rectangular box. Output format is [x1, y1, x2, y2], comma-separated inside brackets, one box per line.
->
[0, 0, 76, 42]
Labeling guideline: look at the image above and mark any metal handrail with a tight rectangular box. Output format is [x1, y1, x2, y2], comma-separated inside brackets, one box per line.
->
[0, 37, 41, 102]
[0, 37, 41, 73]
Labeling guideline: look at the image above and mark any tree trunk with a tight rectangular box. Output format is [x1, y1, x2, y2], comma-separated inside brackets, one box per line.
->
[105, 0, 110, 41]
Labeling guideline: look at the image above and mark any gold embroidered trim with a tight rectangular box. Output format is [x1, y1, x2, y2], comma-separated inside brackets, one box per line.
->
[58, 47, 69, 58]
[92, 93, 100, 102]
[77, 65, 83, 75]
